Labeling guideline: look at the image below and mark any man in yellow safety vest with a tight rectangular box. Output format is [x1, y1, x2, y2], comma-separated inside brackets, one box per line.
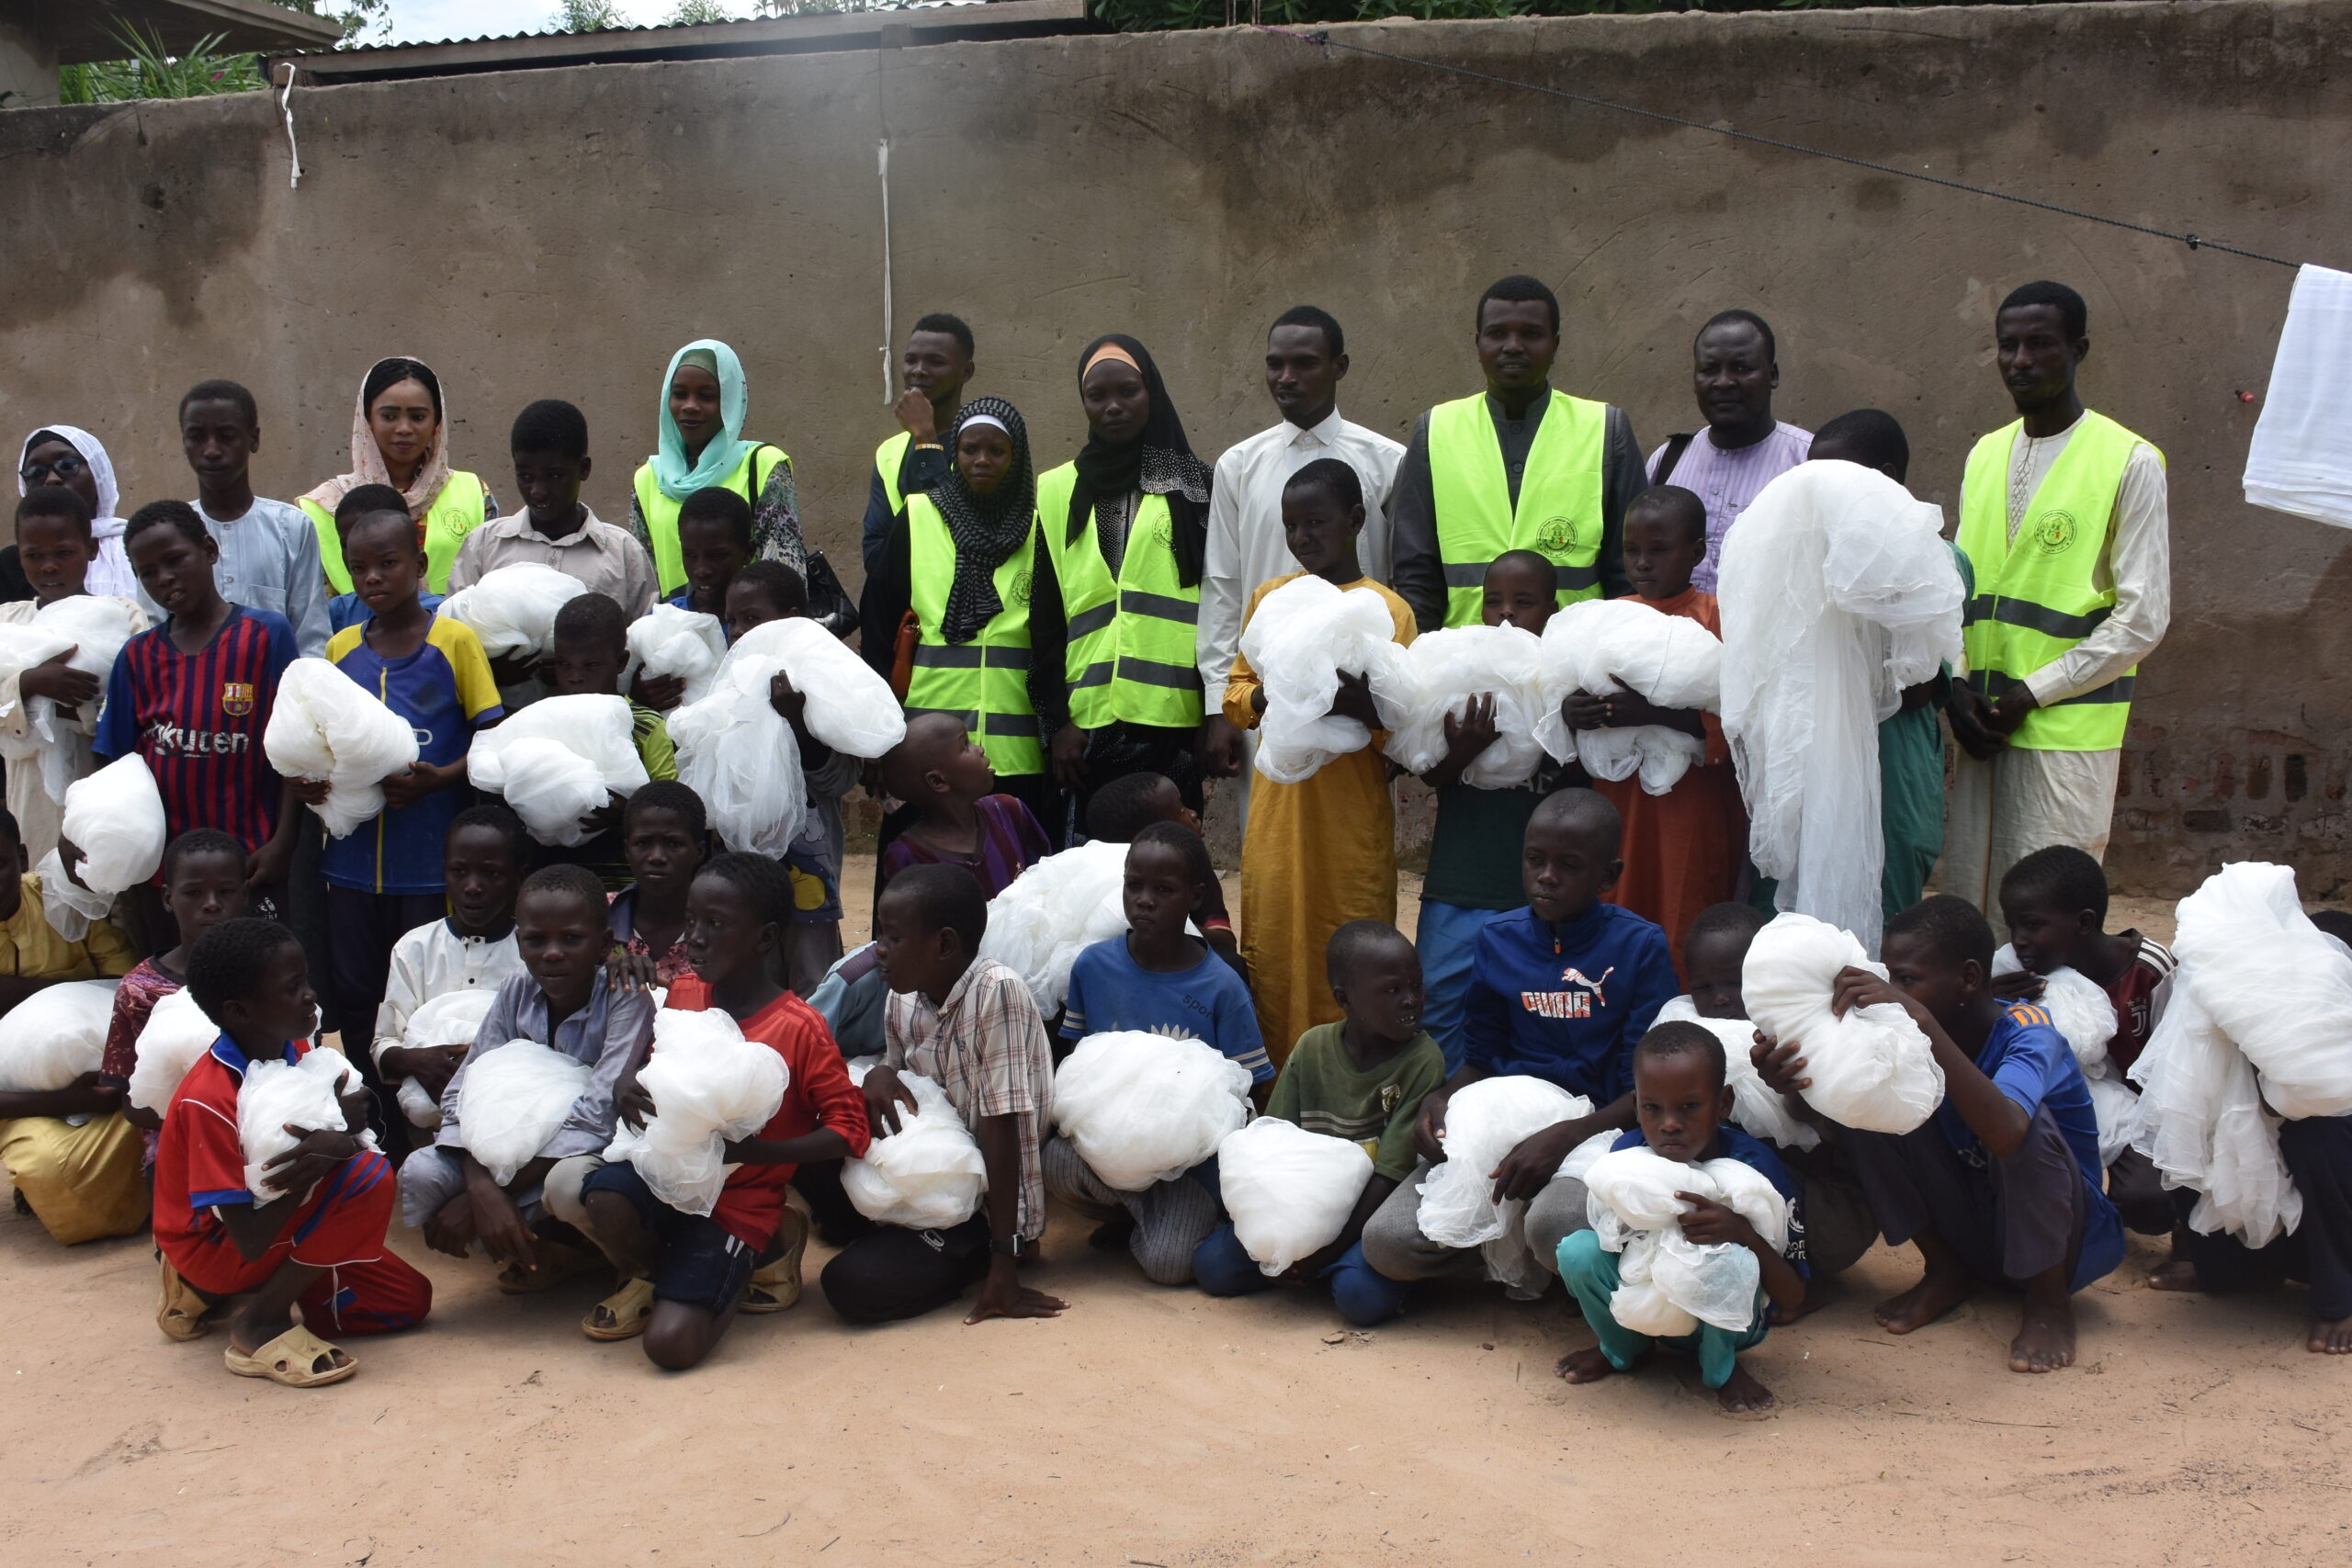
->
[859, 313, 976, 573]
[1388, 274, 1649, 634]
[1944, 280, 2171, 909]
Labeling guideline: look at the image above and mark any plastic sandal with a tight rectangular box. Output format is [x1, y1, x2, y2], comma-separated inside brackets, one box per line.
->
[224, 1323, 357, 1388]
[741, 1209, 808, 1314]
[582, 1276, 656, 1340]
[156, 1257, 214, 1342]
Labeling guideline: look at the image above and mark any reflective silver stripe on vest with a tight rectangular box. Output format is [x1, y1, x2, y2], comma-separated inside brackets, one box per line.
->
[1075, 660, 1114, 689]
[1068, 602, 1119, 640]
[1967, 670, 2137, 705]
[910, 644, 1033, 670]
[1119, 589, 1200, 625]
[905, 706, 1041, 739]
[1962, 594, 2114, 639]
[1115, 655, 1201, 691]
[1441, 560, 1600, 591]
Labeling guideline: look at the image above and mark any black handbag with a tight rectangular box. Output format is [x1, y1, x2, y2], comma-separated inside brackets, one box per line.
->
[741, 446, 859, 639]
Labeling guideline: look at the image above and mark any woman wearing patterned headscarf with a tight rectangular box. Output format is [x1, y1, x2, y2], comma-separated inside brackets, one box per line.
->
[628, 339, 804, 597]
[859, 396, 1052, 826]
[1029, 335, 1216, 834]
[300, 355, 497, 595]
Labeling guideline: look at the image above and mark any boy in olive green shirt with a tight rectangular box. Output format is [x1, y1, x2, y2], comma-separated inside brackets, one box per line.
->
[1192, 920, 1444, 1325]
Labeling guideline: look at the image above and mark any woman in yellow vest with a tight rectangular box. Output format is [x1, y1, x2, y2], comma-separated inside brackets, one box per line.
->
[857, 396, 1052, 826]
[300, 355, 495, 597]
[628, 339, 803, 597]
[1030, 334, 1216, 829]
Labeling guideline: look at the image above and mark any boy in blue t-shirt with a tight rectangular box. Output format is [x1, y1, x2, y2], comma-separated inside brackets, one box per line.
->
[1558, 1021, 1806, 1416]
[308, 491, 503, 1096]
[1043, 822, 1268, 1286]
[1753, 894, 2124, 1375]
[1360, 788, 1679, 1291]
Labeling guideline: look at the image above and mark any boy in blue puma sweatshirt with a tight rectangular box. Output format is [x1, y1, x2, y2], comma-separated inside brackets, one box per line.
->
[1360, 789, 1678, 1293]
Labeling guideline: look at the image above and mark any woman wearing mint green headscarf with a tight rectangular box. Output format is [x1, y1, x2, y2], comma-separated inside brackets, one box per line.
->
[628, 339, 804, 595]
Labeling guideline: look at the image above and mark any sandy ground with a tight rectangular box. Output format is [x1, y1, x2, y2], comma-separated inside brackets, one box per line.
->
[4, 873, 2347, 1566]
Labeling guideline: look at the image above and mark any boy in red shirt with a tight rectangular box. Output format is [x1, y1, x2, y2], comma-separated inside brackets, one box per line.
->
[581, 852, 868, 1371]
[152, 917, 430, 1386]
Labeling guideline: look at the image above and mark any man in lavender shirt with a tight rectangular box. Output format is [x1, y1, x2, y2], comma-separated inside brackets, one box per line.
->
[1648, 310, 1813, 592]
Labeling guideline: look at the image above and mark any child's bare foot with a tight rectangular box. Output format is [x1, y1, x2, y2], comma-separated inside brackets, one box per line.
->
[1875, 1268, 1972, 1335]
[1555, 1345, 1635, 1384]
[2145, 1258, 2200, 1292]
[1770, 1286, 1827, 1326]
[2007, 1296, 2077, 1373]
[2309, 1314, 2352, 1355]
[1715, 1363, 1777, 1417]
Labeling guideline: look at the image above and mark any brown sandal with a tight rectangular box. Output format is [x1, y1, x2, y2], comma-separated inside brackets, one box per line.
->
[741, 1210, 808, 1314]
[224, 1323, 357, 1388]
[582, 1277, 656, 1340]
[157, 1257, 214, 1342]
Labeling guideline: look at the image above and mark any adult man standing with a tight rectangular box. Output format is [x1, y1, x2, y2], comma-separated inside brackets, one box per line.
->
[1389, 275, 1646, 632]
[1198, 305, 1404, 802]
[860, 312, 976, 571]
[1944, 281, 2170, 909]
[1649, 310, 1813, 593]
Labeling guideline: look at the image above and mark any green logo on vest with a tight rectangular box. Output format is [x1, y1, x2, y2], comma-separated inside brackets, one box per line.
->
[1535, 517, 1581, 560]
[2032, 510, 2078, 553]
[1009, 570, 1033, 609]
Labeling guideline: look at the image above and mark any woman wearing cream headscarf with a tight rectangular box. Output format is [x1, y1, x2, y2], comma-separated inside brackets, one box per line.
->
[300, 355, 497, 595]
[628, 339, 804, 597]
[16, 425, 136, 598]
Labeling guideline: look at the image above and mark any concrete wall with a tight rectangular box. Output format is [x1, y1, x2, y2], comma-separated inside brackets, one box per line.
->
[4, 0, 2347, 894]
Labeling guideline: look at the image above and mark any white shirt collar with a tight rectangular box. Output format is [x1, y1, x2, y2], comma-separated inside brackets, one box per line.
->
[1282, 407, 1349, 450]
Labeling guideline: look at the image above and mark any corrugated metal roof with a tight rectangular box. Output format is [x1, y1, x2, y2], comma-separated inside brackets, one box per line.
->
[270, 0, 1092, 80]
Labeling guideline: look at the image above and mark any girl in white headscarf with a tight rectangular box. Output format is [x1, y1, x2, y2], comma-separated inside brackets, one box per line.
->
[17, 426, 135, 598]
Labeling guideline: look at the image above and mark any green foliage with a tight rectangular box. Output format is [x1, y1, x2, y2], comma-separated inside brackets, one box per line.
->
[270, 0, 393, 47]
[667, 0, 742, 20]
[552, 0, 632, 30]
[54, 23, 264, 104]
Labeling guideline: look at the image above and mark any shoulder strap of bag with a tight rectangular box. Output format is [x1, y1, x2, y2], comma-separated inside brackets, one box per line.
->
[1653, 431, 1696, 485]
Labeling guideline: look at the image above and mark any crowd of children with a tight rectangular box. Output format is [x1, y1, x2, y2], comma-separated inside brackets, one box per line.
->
[7, 270, 2331, 1416]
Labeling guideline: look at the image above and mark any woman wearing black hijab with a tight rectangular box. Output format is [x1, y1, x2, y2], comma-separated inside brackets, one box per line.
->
[858, 395, 1055, 828]
[1029, 334, 1216, 835]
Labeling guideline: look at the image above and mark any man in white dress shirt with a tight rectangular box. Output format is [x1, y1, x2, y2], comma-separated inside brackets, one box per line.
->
[1197, 306, 1405, 816]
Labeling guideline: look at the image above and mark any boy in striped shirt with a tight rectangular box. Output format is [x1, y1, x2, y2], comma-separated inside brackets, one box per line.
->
[96, 502, 300, 942]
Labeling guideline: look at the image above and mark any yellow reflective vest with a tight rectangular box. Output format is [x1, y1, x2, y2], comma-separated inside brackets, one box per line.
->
[1034, 461, 1204, 730]
[1426, 390, 1608, 627]
[905, 491, 1044, 777]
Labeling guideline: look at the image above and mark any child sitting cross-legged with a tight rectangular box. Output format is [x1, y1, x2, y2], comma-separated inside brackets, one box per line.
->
[822, 864, 1066, 1325]
[580, 853, 869, 1369]
[1192, 919, 1444, 1325]
[1557, 1021, 1804, 1417]
[0, 802, 143, 1247]
[1044, 822, 1272, 1284]
[152, 918, 430, 1384]
[399, 864, 654, 1296]
[368, 806, 529, 1139]
[1754, 895, 2124, 1373]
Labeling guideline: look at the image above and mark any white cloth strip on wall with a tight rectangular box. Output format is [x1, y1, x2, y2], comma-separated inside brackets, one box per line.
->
[2245, 264, 2352, 529]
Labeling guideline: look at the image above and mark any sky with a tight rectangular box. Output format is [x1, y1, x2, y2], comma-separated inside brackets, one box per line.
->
[381, 1, 691, 44]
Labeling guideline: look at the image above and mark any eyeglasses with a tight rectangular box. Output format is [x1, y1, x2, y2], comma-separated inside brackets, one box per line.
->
[19, 454, 86, 485]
